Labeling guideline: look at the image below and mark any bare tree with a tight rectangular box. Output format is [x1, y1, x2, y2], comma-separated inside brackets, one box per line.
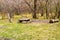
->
[24, 0, 37, 19]
[5, 0, 15, 22]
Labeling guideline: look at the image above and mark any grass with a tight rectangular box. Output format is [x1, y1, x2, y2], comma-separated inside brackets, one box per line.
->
[0, 20, 60, 40]
[0, 14, 60, 40]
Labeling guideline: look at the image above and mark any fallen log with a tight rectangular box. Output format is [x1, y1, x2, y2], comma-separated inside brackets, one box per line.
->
[18, 18, 30, 23]
[49, 19, 59, 23]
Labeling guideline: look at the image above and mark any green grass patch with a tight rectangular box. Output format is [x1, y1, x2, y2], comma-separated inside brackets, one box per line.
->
[0, 20, 60, 40]
[0, 14, 60, 40]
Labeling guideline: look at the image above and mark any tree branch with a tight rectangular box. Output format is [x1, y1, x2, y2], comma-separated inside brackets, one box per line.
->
[24, 0, 34, 12]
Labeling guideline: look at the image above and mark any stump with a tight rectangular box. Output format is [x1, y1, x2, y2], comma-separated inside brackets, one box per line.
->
[18, 18, 30, 23]
[49, 19, 59, 23]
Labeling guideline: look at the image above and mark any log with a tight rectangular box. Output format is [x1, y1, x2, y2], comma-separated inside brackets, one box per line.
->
[18, 18, 30, 23]
[49, 19, 59, 23]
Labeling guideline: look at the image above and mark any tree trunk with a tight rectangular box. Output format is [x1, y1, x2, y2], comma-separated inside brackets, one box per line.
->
[2, 13, 5, 20]
[41, 13, 43, 16]
[33, 0, 37, 19]
[57, 11, 60, 18]
[8, 13, 12, 23]
[46, 0, 49, 19]
[57, 0, 60, 19]
[46, 9, 49, 19]
[41, 9, 44, 16]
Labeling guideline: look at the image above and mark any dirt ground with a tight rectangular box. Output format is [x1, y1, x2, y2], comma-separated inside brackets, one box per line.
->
[31, 20, 49, 23]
